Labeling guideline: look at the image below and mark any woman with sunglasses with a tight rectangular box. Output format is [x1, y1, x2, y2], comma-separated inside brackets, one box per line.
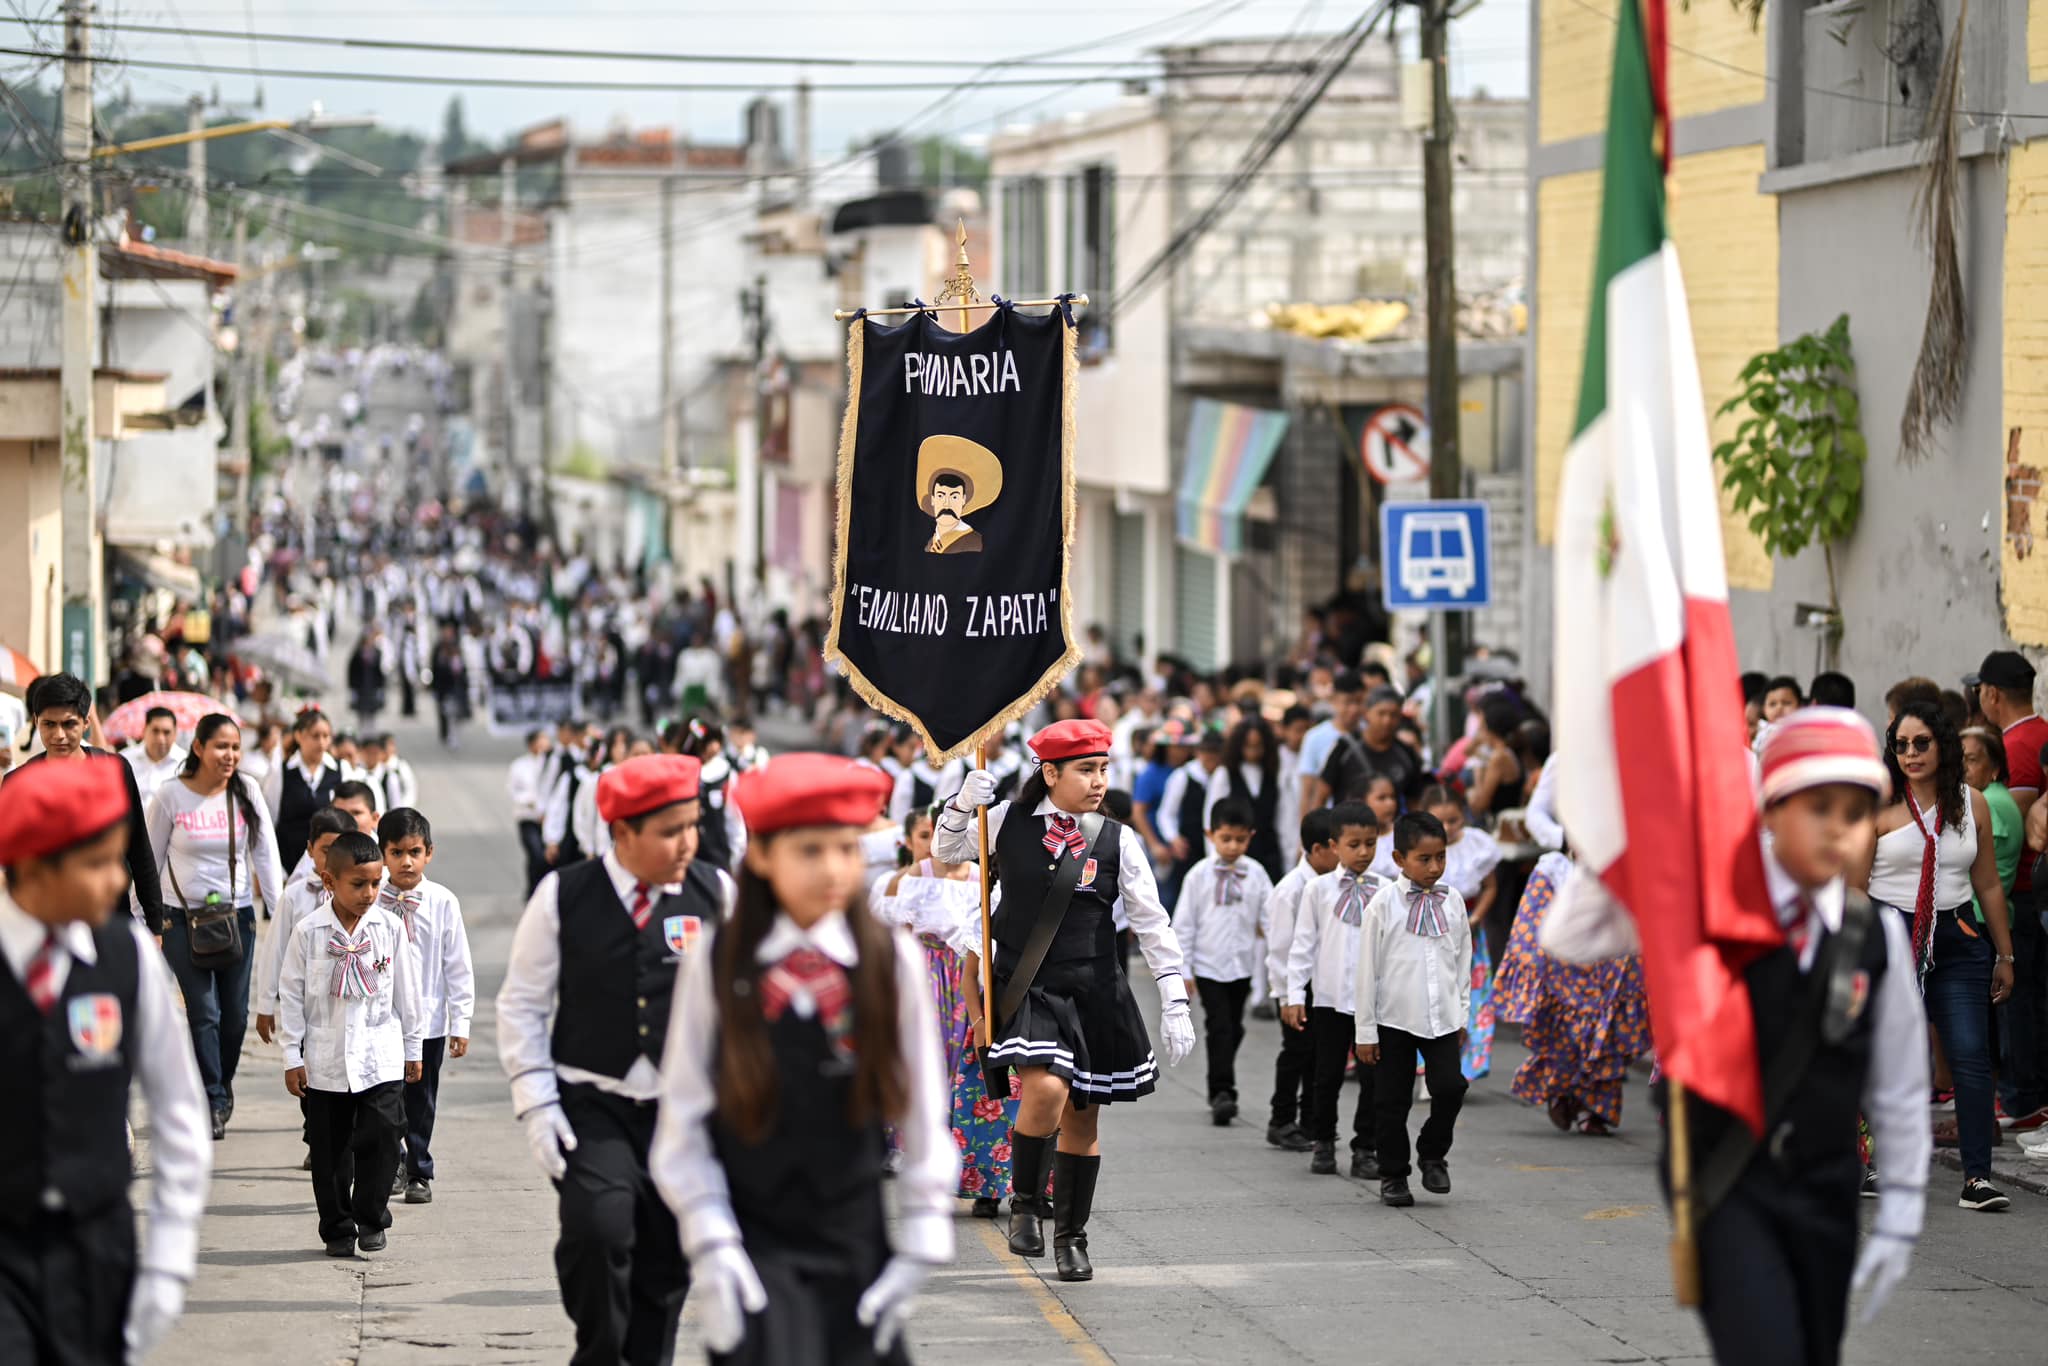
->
[1853, 698, 2017, 1211]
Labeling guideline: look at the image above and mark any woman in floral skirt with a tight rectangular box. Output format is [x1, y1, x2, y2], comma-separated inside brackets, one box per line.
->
[1493, 849, 1651, 1134]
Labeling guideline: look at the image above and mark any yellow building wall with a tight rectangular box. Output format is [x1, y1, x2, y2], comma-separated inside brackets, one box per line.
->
[2003, 140, 2048, 645]
[0, 440, 64, 673]
[2034, 0, 2048, 83]
[1538, 0, 1769, 146]
[1532, 145, 1776, 591]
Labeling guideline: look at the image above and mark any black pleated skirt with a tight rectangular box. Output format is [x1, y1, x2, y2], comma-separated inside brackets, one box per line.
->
[987, 957, 1158, 1105]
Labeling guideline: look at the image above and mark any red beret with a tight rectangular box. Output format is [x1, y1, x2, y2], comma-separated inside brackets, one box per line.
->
[733, 754, 893, 836]
[1028, 719, 1114, 764]
[0, 756, 132, 865]
[596, 754, 702, 823]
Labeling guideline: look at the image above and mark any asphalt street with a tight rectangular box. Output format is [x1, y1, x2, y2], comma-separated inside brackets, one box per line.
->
[134, 711, 2048, 1365]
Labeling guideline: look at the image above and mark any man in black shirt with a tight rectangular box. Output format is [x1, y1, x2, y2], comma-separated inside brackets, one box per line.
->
[1320, 685, 1425, 807]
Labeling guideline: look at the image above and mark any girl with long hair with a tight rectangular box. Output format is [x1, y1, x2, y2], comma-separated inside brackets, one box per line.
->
[265, 707, 340, 872]
[1207, 715, 1284, 881]
[651, 754, 955, 1364]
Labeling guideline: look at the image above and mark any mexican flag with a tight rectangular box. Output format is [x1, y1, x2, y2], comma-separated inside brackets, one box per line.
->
[1550, 0, 1778, 1134]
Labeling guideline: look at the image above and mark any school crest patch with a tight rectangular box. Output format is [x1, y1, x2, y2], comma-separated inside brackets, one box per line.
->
[1077, 858, 1098, 889]
[1845, 970, 1871, 1023]
[68, 993, 123, 1060]
[664, 914, 701, 958]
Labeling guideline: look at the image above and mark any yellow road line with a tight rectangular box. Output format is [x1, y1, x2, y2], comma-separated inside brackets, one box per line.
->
[973, 1220, 1116, 1365]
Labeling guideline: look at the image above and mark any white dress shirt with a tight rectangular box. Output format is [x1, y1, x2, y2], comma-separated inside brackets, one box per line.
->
[890, 758, 964, 823]
[571, 779, 610, 863]
[497, 850, 736, 1117]
[1175, 854, 1274, 981]
[255, 875, 330, 1016]
[541, 764, 597, 847]
[1155, 760, 1211, 846]
[0, 890, 211, 1281]
[123, 744, 188, 803]
[1441, 827, 1503, 905]
[377, 756, 420, 812]
[934, 797, 1187, 1000]
[1264, 858, 1320, 1005]
[382, 877, 476, 1039]
[1285, 865, 1391, 1016]
[507, 750, 550, 824]
[649, 909, 960, 1264]
[278, 902, 425, 1092]
[1353, 875, 1473, 1045]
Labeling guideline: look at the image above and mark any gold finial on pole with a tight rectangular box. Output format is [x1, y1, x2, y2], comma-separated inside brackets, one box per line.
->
[935, 217, 979, 333]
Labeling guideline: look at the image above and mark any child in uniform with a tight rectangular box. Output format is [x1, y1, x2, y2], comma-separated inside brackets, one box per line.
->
[1264, 808, 1339, 1151]
[255, 805, 355, 1047]
[651, 753, 957, 1364]
[332, 781, 381, 836]
[1355, 811, 1472, 1207]
[278, 831, 424, 1257]
[1175, 797, 1275, 1125]
[1282, 802, 1384, 1178]
[378, 808, 476, 1205]
[0, 758, 211, 1363]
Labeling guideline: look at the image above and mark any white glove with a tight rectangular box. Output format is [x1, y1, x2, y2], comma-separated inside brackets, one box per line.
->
[855, 1255, 931, 1353]
[521, 1103, 578, 1182]
[1159, 1001, 1196, 1068]
[1850, 1231, 1914, 1324]
[955, 768, 997, 811]
[694, 1242, 769, 1354]
[124, 1269, 187, 1361]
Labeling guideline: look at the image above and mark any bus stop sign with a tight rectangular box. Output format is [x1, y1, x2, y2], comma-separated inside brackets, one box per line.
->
[1380, 499, 1491, 611]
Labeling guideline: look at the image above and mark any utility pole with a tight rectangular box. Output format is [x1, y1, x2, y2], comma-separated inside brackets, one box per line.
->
[735, 276, 766, 606]
[59, 0, 100, 685]
[227, 206, 250, 536]
[1419, 0, 1464, 739]
[186, 93, 208, 249]
[750, 272, 768, 595]
[498, 153, 518, 512]
[659, 174, 677, 483]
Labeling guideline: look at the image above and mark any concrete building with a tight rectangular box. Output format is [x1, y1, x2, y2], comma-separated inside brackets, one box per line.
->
[991, 36, 1528, 672]
[1522, 0, 2045, 702]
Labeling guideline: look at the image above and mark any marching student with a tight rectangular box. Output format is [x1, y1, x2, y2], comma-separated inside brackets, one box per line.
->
[332, 780, 382, 837]
[1544, 707, 1931, 1364]
[1156, 728, 1225, 910]
[277, 831, 424, 1259]
[374, 733, 420, 813]
[255, 805, 357, 1045]
[1174, 796, 1275, 1126]
[1282, 802, 1386, 1178]
[1264, 808, 1340, 1151]
[676, 718, 750, 874]
[935, 719, 1195, 1283]
[265, 708, 341, 873]
[650, 754, 958, 1364]
[1355, 812, 1472, 1207]
[510, 729, 556, 894]
[888, 742, 964, 824]
[497, 754, 731, 1366]
[378, 808, 476, 1205]
[0, 757, 211, 1363]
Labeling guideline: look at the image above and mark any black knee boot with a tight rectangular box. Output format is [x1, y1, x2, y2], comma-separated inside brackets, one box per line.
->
[1052, 1151, 1100, 1282]
[1007, 1131, 1055, 1257]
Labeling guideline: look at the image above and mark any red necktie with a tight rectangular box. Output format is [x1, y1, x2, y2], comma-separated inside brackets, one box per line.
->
[1787, 894, 1815, 963]
[24, 931, 59, 1015]
[1043, 814, 1088, 860]
[629, 881, 653, 931]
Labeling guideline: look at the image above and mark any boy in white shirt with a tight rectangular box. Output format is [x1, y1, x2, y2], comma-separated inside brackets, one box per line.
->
[1175, 798, 1275, 1126]
[279, 831, 423, 1258]
[255, 806, 356, 1045]
[1355, 811, 1471, 1208]
[377, 807, 476, 1206]
[1264, 808, 1339, 1152]
[1282, 802, 1386, 1179]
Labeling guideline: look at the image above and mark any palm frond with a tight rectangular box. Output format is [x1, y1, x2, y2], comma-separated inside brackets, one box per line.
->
[1899, 0, 1969, 463]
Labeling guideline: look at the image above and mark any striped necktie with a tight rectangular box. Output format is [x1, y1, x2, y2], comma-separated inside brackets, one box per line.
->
[1215, 864, 1246, 906]
[23, 931, 59, 1015]
[629, 881, 653, 931]
[1043, 814, 1088, 860]
[1335, 872, 1373, 927]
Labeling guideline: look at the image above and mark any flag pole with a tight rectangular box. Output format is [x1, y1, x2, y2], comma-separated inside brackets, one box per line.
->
[933, 219, 997, 1048]
[1667, 1078, 1702, 1306]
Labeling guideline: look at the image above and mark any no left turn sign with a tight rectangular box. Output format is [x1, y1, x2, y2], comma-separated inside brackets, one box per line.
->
[1361, 403, 1431, 485]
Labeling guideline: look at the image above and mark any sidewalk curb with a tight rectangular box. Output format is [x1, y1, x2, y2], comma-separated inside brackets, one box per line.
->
[1936, 1144, 2048, 1197]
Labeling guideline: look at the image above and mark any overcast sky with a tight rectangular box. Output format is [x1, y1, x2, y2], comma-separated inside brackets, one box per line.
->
[27, 0, 1531, 151]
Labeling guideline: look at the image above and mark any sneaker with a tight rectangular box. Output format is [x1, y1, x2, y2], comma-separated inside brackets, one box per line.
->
[1380, 1176, 1415, 1207]
[2000, 1105, 2048, 1133]
[1930, 1088, 1956, 1111]
[358, 1228, 389, 1252]
[2019, 1128, 2048, 1155]
[1266, 1122, 1314, 1152]
[1309, 1140, 1338, 1175]
[404, 1178, 432, 1205]
[1959, 1178, 2010, 1212]
[1860, 1167, 1880, 1198]
[1349, 1148, 1380, 1181]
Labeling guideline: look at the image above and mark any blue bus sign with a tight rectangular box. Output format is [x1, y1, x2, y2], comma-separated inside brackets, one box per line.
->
[1380, 500, 1492, 611]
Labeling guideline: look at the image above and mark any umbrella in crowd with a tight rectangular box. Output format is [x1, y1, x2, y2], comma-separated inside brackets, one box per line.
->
[0, 642, 40, 695]
[232, 632, 328, 692]
[103, 691, 244, 745]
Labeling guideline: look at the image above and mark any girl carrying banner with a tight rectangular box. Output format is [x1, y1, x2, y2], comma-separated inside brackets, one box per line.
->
[934, 718, 1196, 1282]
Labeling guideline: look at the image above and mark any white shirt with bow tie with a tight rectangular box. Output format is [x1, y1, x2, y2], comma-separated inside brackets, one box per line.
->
[278, 903, 424, 1093]
[1353, 875, 1472, 1046]
[1286, 864, 1391, 1016]
[1175, 854, 1274, 981]
[378, 877, 475, 1039]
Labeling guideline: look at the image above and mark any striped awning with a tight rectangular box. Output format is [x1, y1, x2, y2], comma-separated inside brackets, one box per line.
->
[1175, 398, 1289, 555]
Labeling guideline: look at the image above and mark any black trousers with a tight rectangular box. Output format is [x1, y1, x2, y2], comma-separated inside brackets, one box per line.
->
[1270, 986, 1316, 1128]
[519, 821, 551, 896]
[1373, 1027, 1467, 1179]
[306, 1081, 405, 1244]
[1307, 1006, 1373, 1150]
[403, 1036, 447, 1181]
[0, 1202, 135, 1366]
[400, 670, 417, 717]
[2000, 886, 2048, 1115]
[555, 1085, 690, 1366]
[1195, 977, 1251, 1099]
[1695, 1158, 1859, 1366]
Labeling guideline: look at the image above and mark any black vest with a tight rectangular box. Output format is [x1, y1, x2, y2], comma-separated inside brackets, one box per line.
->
[712, 937, 889, 1274]
[1173, 765, 1212, 876]
[1685, 902, 1889, 1184]
[550, 856, 723, 1077]
[275, 761, 341, 871]
[0, 921, 141, 1226]
[1226, 766, 1284, 881]
[557, 762, 588, 865]
[992, 807, 1122, 968]
[698, 766, 734, 873]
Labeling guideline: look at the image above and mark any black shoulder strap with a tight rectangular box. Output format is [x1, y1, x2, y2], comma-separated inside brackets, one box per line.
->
[995, 811, 1110, 1028]
[1694, 891, 1875, 1216]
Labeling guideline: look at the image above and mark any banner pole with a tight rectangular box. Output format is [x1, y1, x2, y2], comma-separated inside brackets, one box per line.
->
[1667, 1078, 1702, 1306]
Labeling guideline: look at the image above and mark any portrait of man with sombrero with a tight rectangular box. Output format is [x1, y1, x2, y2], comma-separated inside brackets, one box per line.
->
[917, 433, 1003, 555]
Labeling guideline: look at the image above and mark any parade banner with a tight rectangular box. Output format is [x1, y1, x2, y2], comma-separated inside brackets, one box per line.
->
[824, 305, 1080, 761]
[487, 678, 579, 734]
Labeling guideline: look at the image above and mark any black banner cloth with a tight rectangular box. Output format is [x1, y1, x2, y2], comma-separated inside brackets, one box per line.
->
[824, 306, 1080, 762]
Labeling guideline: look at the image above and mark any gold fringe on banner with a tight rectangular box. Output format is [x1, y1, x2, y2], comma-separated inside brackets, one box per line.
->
[822, 312, 1083, 765]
